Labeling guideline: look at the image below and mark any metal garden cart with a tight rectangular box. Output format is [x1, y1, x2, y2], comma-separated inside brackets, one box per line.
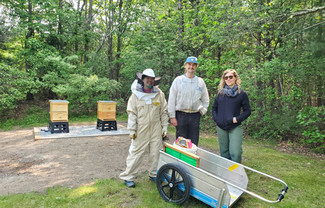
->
[155, 142, 288, 208]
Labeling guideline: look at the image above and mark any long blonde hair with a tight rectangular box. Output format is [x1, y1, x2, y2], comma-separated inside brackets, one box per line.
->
[218, 69, 242, 95]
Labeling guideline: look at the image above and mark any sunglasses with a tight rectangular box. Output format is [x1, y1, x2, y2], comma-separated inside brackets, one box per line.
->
[224, 75, 234, 80]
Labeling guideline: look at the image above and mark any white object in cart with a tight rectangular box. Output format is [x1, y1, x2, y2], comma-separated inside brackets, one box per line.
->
[156, 142, 288, 208]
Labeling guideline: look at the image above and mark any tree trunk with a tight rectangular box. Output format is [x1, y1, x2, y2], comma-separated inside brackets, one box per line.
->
[193, 0, 200, 57]
[83, 0, 89, 63]
[217, 45, 222, 77]
[255, 31, 263, 120]
[177, 0, 184, 52]
[83, 0, 93, 63]
[74, 0, 81, 52]
[107, 0, 115, 79]
[115, 0, 124, 82]
[25, 0, 34, 65]
[26, 0, 34, 100]
[88, 0, 93, 28]
[316, 0, 324, 106]
[58, 0, 63, 50]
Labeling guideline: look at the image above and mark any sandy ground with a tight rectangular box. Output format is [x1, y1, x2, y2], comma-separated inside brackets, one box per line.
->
[0, 122, 151, 196]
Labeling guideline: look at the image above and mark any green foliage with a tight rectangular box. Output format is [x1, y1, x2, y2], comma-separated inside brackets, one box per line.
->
[297, 106, 325, 153]
[0, 104, 49, 130]
[120, 2, 187, 98]
[1, 0, 324, 152]
[41, 55, 78, 90]
[0, 63, 40, 116]
[22, 38, 64, 76]
[53, 74, 121, 113]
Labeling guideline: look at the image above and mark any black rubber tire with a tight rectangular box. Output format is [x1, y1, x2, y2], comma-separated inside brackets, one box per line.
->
[156, 163, 191, 205]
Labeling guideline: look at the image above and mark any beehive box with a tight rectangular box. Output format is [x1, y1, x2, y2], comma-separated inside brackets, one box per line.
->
[97, 101, 116, 121]
[49, 100, 69, 122]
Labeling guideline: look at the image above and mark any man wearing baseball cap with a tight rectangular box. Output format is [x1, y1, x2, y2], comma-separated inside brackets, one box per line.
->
[168, 57, 209, 146]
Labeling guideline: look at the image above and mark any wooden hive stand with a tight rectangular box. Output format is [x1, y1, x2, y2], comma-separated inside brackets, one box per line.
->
[48, 100, 69, 133]
[96, 101, 117, 131]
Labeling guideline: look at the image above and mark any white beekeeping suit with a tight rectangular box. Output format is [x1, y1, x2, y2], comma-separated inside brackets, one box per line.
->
[119, 69, 169, 183]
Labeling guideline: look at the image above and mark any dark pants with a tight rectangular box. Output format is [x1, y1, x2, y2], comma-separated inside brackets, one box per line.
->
[176, 111, 201, 146]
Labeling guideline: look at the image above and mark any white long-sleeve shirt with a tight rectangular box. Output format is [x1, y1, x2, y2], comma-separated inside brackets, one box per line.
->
[168, 74, 209, 118]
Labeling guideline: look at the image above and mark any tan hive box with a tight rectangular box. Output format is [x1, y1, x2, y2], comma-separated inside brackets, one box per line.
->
[49, 100, 69, 122]
[97, 101, 116, 121]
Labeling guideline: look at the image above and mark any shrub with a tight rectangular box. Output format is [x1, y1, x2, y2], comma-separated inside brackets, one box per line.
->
[297, 106, 325, 153]
[0, 63, 40, 116]
[53, 74, 121, 114]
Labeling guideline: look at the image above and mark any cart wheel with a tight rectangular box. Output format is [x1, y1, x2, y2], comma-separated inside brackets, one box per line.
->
[156, 163, 191, 205]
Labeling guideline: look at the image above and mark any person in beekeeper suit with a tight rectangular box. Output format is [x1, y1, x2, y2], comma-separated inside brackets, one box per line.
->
[119, 68, 169, 188]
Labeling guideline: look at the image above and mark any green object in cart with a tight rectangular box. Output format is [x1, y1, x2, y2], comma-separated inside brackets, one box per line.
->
[165, 146, 197, 167]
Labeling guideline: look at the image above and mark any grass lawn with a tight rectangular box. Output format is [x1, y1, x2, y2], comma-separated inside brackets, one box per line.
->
[0, 107, 324, 207]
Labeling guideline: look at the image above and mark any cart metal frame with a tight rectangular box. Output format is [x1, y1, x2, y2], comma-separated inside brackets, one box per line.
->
[156, 143, 288, 208]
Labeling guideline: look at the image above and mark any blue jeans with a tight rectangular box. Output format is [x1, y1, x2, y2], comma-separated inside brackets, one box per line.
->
[217, 125, 243, 163]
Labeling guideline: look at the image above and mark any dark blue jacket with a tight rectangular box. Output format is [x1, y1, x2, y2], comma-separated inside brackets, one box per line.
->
[212, 90, 251, 130]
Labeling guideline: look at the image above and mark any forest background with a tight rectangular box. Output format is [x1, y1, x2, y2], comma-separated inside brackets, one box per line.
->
[0, 0, 324, 153]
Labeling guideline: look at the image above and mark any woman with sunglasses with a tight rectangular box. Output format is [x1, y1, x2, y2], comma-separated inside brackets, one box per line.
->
[212, 69, 251, 163]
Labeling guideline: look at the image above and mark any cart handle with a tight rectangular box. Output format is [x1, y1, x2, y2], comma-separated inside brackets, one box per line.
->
[277, 186, 288, 202]
[213, 175, 288, 203]
[241, 162, 288, 203]
[202, 167, 288, 203]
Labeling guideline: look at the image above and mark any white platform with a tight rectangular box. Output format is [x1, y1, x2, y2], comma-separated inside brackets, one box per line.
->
[33, 123, 129, 140]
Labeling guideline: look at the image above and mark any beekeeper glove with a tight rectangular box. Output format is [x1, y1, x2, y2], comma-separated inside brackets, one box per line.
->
[129, 130, 136, 140]
[162, 126, 168, 138]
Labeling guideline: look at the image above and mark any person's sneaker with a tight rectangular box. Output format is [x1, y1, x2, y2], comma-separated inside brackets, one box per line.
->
[125, 180, 135, 188]
[149, 176, 156, 182]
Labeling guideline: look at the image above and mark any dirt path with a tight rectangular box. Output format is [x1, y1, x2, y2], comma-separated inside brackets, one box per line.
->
[0, 123, 150, 196]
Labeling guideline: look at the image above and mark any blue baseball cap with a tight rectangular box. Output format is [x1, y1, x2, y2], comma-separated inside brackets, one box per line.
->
[185, 56, 198, 64]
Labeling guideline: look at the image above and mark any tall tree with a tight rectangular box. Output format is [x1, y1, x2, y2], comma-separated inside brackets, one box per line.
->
[178, 0, 184, 52]
[83, 0, 93, 63]
[115, 0, 124, 82]
[25, 0, 34, 100]
[58, 0, 63, 50]
[107, 0, 115, 75]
